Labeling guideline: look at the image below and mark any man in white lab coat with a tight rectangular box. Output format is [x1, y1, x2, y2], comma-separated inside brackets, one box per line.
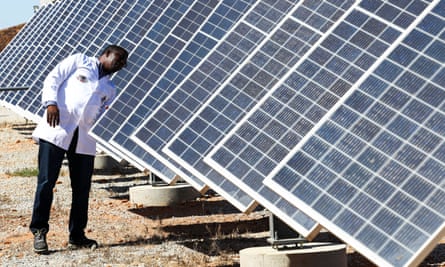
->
[30, 45, 128, 254]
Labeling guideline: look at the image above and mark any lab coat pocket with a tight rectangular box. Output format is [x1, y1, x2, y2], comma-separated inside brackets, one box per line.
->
[82, 92, 103, 128]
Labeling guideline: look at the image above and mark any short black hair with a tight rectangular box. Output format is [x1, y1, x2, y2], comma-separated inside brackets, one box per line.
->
[101, 45, 128, 59]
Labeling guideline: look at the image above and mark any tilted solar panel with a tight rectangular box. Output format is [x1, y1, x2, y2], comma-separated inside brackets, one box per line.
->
[204, 0, 405, 240]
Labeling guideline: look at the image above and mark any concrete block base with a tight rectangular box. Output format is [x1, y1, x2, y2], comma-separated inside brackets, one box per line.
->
[94, 154, 120, 171]
[240, 242, 347, 267]
[129, 184, 201, 207]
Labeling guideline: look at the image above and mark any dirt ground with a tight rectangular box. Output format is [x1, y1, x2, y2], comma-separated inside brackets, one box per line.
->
[0, 107, 444, 266]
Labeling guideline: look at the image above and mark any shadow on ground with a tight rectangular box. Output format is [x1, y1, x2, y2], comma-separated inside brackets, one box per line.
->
[12, 122, 36, 137]
[129, 198, 250, 219]
[162, 216, 269, 238]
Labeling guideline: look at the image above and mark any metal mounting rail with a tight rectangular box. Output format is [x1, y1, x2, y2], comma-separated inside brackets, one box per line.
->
[0, 87, 29, 91]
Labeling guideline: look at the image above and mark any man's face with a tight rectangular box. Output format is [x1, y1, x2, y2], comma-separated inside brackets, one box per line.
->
[100, 50, 127, 74]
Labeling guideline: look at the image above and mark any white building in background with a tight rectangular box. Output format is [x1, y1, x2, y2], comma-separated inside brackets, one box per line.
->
[40, 0, 54, 5]
[39, 0, 59, 6]
[35, 0, 60, 12]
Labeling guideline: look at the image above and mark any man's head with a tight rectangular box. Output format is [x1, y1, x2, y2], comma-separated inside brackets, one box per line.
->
[98, 45, 128, 75]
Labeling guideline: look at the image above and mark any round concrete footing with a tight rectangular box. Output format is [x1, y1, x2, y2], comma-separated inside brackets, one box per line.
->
[94, 154, 120, 171]
[129, 184, 201, 207]
[240, 243, 347, 267]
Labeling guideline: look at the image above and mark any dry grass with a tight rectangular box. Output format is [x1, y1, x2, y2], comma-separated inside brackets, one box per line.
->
[5, 167, 39, 177]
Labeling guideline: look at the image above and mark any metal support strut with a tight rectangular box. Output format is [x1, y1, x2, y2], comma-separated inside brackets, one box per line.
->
[267, 212, 307, 250]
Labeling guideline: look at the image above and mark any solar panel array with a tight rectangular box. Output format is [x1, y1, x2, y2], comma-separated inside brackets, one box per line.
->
[158, 0, 357, 236]
[1, 0, 445, 266]
[92, 0, 254, 192]
[91, 0, 321, 237]
[263, 2, 445, 266]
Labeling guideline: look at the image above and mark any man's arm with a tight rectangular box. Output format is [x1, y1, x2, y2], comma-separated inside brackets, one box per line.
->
[42, 54, 81, 127]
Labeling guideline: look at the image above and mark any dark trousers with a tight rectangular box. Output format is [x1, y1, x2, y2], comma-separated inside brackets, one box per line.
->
[30, 129, 95, 239]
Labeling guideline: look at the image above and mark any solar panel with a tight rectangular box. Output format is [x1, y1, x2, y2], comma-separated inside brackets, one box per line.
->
[210, 1, 444, 266]
[162, 0, 361, 237]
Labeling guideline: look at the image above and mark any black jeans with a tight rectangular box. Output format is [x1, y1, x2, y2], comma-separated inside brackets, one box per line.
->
[30, 129, 95, 239]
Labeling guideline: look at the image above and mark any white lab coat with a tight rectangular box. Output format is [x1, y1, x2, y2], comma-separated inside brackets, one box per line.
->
[32, 53, 116, 155]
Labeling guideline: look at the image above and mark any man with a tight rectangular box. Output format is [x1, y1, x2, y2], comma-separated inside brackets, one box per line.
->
[30, 45, 128, 254]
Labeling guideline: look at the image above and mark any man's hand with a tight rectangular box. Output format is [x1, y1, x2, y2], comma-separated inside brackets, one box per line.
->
[46, 105, 60, 127]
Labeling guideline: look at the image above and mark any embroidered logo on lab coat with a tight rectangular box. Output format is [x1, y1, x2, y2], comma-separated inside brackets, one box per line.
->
[77, 75, 88, 83]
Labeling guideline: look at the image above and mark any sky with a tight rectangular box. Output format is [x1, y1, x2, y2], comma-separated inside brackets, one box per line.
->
[0, 1, 40, 29]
